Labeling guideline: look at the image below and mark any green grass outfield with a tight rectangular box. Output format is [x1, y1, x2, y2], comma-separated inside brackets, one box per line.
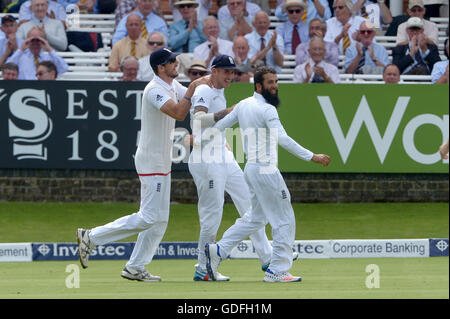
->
[0, 202, 448, 299]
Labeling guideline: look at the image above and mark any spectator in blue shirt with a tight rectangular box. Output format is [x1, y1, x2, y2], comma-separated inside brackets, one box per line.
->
[275, 0, 309, 54]
[431, 39, 449, 84]
[112, 0, 168, 46]
[169, 0, 207, 53]
[345, 20, 389, 74]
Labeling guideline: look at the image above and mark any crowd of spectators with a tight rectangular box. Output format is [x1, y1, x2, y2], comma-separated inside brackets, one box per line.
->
[0, 0, 448, 83]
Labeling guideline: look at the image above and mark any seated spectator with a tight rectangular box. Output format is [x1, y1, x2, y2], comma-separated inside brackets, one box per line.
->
[109, 14, 149, 72]
[275, 0, 309, 54]
[113, 0, 168, 46]
[6, 27, 69, 79]
[169, 0, 207, 53]
[385, 13, 410, 37]
[396, 0, 439, 46]
[293, 36, 340, 83]
[382, 64, 401, 83]
[275, 0, 332, 23]
[36, 60, 57, 79]
[170, 0, 212, 23]
[17, 0, 68, 51]
[219, 0, 253, 41]
[245, 11, 284, 73]
[345, 20, 389, 74]
[193, 16, 234, 67]
[1, 62, 19, 79]
[352, 0, 392, 27]
[295, 18, 339, 66]
[120, 56, 139, 81]
[18, 0, 67, 27]
[137, 31, 166, 81]
[392, 17, 441, 75]
[0, 15, 22, 67]
[186, 59, 209, 82]
[431, 39, 449, 83]
[234, 62, 252, 82]
[218, 0, 261, 20]
[324, 0, 366, 55]
[232, 35, 251, 66]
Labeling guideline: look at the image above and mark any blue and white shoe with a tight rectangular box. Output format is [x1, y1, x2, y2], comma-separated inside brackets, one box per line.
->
[205, 243, 228, 281]
[193, 264, 230, 281]
[263, 268, 302, 283]
[77, 228, 94, 269]
[261, 252, 299, 272]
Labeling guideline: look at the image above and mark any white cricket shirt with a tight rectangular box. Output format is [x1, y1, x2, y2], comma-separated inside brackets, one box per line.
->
[190, 84, 228, 159]
[134, 75, 187, 175]
[214, 92, 313, 166]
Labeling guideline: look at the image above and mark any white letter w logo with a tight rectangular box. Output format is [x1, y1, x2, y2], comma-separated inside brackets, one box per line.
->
[318, 95, 410, 164]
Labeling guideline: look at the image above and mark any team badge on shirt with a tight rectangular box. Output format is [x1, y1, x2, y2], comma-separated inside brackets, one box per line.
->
[156, 94, 163, 102]
[198, 97, 205, 104]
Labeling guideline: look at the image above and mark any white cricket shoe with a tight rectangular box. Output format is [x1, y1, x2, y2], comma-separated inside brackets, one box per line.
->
[263, 269, 302, 283]
[193, 264, 230, 281]
[205, 243, 224, 281]
[77, 228, 93, 269]
[121, 267, 162, 282]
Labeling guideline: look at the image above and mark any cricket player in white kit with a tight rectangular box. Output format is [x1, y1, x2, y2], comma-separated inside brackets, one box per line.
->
[77, 48, 210, 282]
[189, 55, 273, 281]
[205, 66, 331, 282]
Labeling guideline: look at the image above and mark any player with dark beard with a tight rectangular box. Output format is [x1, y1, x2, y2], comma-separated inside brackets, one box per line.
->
[204, 66, 331, 282]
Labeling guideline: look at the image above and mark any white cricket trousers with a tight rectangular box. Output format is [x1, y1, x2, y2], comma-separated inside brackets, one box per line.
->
[217, 163, 296, 274]
[89, 174, 170, 272]
[189, 155, 272, 269]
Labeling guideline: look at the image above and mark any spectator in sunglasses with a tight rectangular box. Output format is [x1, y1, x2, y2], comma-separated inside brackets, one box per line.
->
[170, 0, 212, 23]
[396, 0, 439, 46]
[275, 0, 310, 54]
[137, 31, 167, 81]
[36, 60, 57, 80]
[169, 0, 207, 53]
[345, 20, 389, 74]
[186, 59, 209, 82]
[275, 0, 332, 23]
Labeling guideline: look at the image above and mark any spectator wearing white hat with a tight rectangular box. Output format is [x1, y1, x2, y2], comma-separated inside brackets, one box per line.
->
[170, 0, 212, 23]
[169, 0, 207, 53]
[186, 59, 209, 82]
[396, 0, 439, 46]
[275, 0, 310, 54]
[392, 17, 441, 75]
[275, 0, 332, 23]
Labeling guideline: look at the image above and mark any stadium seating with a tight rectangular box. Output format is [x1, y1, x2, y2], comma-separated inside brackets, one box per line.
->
[0, 11, 447, 83]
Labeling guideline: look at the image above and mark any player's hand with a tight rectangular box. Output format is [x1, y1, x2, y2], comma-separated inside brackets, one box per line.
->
[311, 154, 331, 166]
[191, 74, 212, 88]
[439, 140, 449, 159]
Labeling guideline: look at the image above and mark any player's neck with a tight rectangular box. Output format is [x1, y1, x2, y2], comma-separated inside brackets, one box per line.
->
[159, 72, 174, 86]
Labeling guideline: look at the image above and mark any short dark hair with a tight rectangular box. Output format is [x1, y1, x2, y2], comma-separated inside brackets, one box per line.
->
[38, 61, 57, 75]
[1, 62, 19, 73]
[383, 63, 400, 75]
[253, 66, 277, 91]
